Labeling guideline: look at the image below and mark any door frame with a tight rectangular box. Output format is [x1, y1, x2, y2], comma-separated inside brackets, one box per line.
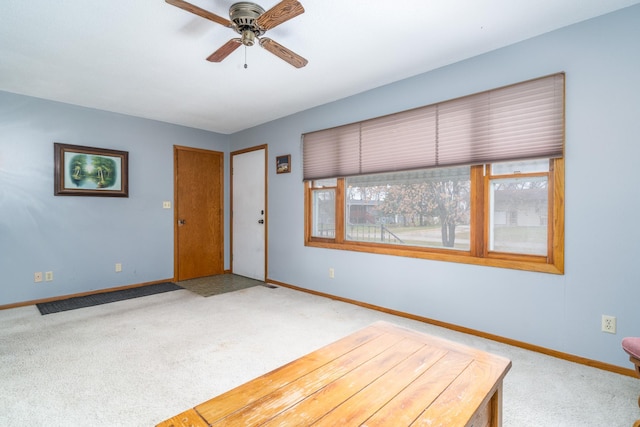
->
[230, 145, 268, 280]
[173, 145, 224, 281]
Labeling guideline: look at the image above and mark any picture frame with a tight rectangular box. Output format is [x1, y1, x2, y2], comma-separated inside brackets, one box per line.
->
[276, 154, 291, 174]
[54, 143, 129, 197]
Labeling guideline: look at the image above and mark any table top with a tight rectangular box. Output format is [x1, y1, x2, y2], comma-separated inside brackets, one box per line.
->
[158, 321, 511, 427]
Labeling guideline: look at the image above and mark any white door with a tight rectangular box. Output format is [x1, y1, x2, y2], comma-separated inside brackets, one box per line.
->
[232, 147, 266, 280]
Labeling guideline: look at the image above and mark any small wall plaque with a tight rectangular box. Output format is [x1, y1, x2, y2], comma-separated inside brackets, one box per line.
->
[276, 154, 291, 174]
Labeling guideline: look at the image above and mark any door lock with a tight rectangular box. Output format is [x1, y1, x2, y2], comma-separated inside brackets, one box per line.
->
[258, 219, 264, 224]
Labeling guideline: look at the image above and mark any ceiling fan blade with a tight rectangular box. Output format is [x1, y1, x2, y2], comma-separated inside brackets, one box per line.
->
[256, 0, 304, 31]
[259, 38, 308, 68]
[165, 0, 232, 27]
[207, 39, 242, 62]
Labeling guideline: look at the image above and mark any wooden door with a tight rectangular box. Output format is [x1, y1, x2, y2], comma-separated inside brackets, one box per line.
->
[231, 147, 266, 280]
[174, 146, 224, 281]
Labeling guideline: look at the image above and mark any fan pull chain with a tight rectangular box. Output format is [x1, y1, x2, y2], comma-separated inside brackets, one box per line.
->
[244, 46, 248, 69]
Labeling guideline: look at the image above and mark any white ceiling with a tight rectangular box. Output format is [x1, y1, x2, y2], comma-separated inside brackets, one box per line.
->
[1, 0, 638, 134]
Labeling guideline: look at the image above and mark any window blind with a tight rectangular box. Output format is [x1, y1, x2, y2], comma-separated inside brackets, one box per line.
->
[302, 73, 564, 181]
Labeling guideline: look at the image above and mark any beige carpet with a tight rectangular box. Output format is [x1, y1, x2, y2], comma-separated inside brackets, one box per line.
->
[1, 285, 639, 426]
[177, 273, 264, 297]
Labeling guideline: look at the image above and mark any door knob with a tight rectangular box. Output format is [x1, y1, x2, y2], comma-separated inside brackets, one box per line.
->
[178, 219, 186, 226]
[258, 219, 264, 224]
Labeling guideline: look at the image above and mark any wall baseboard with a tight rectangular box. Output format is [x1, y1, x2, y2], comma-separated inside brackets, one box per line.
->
[267, 278, 636, 378]
[0, 278, 175, 311]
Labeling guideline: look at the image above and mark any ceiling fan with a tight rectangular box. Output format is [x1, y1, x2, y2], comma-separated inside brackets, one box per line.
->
[166, 0, 308, 68]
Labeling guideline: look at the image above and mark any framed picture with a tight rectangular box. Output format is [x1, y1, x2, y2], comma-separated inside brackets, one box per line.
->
[54, 143, 129, 197]
[276, 154, 291, 174]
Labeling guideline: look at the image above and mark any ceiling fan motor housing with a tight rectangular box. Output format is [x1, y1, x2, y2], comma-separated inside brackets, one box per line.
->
[230, 2, 265, 46]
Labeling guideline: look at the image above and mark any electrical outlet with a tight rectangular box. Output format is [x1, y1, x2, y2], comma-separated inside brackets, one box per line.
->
[34, 272, 43, 283]
[45, 271, 53, 281]
[115, 263, 122, 272]
[601, 315, 616, 334]
[329, 268, 334, 279]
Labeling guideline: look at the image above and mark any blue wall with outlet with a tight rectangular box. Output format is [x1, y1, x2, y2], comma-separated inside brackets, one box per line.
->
[231, 5, 640, 369]
[0, 92, 230, 304]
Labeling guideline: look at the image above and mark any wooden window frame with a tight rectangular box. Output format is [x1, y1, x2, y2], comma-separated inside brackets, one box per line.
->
[304, 158, 564, 274]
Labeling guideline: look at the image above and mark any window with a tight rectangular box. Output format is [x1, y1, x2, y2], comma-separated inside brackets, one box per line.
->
[310, 179, 337, 239]
[488, 159, 550, 256]
[303, 74, 565, 274]
[345, 167, 471, 250]
[305, 159, 564, 273]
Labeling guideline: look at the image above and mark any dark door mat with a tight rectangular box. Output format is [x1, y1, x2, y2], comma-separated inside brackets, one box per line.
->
[36, 282, 183, 315]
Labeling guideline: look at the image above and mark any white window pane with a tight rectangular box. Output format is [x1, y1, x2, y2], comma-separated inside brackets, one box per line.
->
[489, 176, 548, 255]
[491, 159, 549, 175]
[311, 189, 335, 238]
[345, 167, 470, 250]
[312, 178, 337, 188]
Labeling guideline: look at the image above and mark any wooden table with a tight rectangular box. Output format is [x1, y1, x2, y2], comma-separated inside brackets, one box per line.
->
[157, 321, 511, 427]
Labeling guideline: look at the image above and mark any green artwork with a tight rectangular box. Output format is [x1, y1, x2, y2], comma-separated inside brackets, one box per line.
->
[68, 154, 118, 189]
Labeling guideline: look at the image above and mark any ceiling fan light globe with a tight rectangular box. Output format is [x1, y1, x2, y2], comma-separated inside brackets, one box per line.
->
[241, 29, 256, 46]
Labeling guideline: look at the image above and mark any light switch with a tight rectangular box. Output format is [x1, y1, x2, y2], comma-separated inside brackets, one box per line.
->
[163, 201, 171, 209]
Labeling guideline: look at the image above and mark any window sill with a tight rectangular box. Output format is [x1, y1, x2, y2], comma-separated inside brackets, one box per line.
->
[305, 240, 564, 275]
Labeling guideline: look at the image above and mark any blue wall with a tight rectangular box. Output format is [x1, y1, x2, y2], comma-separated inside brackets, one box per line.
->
[231, 5, 640, 368]
[0, 93, 230, 304]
